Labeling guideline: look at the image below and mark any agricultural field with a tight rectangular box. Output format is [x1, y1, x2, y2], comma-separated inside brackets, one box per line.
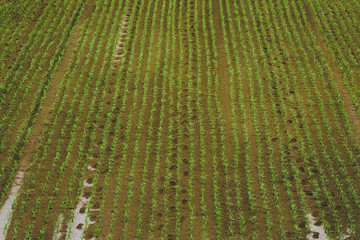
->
[1, 0, 360, 239]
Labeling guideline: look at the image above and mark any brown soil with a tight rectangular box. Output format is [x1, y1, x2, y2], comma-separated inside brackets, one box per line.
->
[1, 0, 360, 239]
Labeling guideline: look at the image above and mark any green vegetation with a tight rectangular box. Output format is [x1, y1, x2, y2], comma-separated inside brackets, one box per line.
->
[0, 0, 360, 239]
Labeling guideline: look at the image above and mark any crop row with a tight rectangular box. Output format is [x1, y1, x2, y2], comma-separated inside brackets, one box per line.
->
[0, 0, 46, 73]
[268, 0, 360, 237]
[2, 0, 360, 239]
[46, 0, 132, 238]
[148, 1, 178, 238]
[0, 0, 77, 157]
[72, 0, 155, 238]
[89, 0, 164, 238]
[3, 0, 111, 238]
[309, 0, 360, 117]
[0, 0, 86, 212]
[64, 0, 131, 238]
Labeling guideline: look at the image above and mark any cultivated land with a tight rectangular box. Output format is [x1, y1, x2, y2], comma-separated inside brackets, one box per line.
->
[1, 0, 360, 239]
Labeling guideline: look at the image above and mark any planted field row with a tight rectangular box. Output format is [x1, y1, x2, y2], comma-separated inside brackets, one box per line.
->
[0, 0, 359, 239]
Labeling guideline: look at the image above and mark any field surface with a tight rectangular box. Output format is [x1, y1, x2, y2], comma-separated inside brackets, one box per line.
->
[1, 0, 360, 239]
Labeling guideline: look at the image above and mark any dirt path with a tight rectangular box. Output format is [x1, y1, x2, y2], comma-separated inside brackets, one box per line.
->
[0, 8, 84, 240]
